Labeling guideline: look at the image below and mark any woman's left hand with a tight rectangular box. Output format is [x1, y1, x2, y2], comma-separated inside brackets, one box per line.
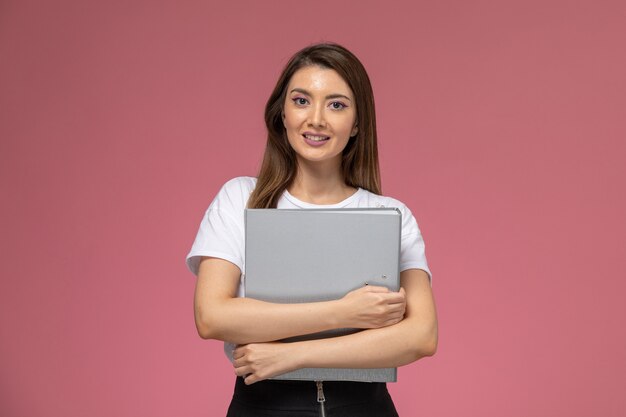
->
[233, 342, 301, 385]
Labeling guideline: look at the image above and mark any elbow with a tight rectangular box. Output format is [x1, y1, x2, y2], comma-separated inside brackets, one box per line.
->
[194, 308, 221, 340]
[422, 318, 439, 357]
[408, 325, 438, 362]
[195, 322, 213, 340]
[419, 333, 438, 358]
[194, 316, 212, 340]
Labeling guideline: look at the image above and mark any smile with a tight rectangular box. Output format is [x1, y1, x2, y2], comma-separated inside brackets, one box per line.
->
[302, 134, 330, 142]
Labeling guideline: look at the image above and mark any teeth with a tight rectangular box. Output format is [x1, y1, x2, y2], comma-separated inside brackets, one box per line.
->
[304, 134, 329, 141]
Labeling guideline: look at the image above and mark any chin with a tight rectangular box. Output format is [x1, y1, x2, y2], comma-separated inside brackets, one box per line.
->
[295, 152, 342, 166]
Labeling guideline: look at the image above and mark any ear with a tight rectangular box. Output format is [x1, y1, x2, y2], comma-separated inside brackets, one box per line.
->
[282, 111, 286, 127]
[351, 124, 358, 137]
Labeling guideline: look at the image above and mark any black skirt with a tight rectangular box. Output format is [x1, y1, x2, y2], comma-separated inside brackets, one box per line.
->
[226, 376, 399, 417]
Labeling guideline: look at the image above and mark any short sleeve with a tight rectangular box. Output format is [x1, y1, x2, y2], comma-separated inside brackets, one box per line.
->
[186, 208, 244, 275]
[185, 178, 254, 276]
[398, 205, 432, 281]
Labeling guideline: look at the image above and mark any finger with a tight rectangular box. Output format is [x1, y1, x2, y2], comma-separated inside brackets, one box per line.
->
[382, 293, 406, 304]
[232, 357, 248, 368]
[361, 285, 389, 293]
[232, 346, 247, 359]
[384, 313, 406, 325]
[383, 287, 405, 296]
[385, 295, 406, 305]
[382, 317, 403, 327]
[386, 304, 406, 315]
[385, 308, 405, 319]
[234, 365, 251, 377]
[244, 373, 260, 385]
[383, 307, 405, 318]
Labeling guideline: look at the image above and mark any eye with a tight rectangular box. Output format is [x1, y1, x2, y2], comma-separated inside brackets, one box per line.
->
[292, 97, 309, 106]
[329, 101, 347, 110]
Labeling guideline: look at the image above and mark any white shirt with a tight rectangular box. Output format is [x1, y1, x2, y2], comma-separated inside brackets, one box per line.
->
[186, 176, 432, 362]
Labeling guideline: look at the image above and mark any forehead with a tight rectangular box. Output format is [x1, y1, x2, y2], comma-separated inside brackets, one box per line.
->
[287, 66, 353, 97]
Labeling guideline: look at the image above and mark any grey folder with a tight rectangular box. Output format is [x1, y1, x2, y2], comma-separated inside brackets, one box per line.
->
[244, 208, 402, 382]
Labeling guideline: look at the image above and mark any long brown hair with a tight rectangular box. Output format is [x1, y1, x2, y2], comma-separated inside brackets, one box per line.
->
[248, 43, 381, 208]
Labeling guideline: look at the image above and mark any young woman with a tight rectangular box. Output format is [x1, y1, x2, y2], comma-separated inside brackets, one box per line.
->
[187, 43, 438, 417]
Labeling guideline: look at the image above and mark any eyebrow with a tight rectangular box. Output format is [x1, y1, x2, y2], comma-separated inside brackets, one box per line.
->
[289, 88, 352, 102]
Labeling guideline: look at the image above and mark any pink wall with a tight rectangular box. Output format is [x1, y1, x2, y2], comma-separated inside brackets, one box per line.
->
[1, 1, 625, 416]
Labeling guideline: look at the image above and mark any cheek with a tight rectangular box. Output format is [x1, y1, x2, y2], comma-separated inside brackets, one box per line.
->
[284, 119, 299, 137]
[283, 115, 302, 144]
[283, 110, 300, 130]
[330, 115, 356, 136]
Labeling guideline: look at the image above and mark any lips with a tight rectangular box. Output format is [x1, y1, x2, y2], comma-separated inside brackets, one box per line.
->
[302, 133, 331, 148]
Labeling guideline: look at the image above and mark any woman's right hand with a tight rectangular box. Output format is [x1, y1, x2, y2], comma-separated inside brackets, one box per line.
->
[338, 285, 406, 329]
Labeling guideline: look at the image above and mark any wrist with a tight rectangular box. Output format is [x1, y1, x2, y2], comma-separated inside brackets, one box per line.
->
[287, 341, 310, 369]
[325, 299, 345, 329]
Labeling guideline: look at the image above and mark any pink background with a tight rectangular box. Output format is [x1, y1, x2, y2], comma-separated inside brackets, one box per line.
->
[1, 1, 625, 416]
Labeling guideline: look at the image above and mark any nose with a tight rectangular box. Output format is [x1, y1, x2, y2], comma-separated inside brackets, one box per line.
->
[308, 103, 327, 128]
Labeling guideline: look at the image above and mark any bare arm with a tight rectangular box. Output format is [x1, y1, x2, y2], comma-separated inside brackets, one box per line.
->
[194, 257, 407, 344]
[233, 269, 437, 384]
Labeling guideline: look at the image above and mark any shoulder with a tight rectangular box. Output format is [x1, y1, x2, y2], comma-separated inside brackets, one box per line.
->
[210, 177, 257, 210]
[356, 189, 420, 234]
[220, 176, 257, 194]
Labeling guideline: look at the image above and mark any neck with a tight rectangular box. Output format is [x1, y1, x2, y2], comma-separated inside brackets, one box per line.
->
[288, 158, 356, 205]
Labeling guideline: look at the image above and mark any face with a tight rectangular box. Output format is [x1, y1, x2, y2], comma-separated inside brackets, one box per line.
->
[282, 65, 358, 169]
